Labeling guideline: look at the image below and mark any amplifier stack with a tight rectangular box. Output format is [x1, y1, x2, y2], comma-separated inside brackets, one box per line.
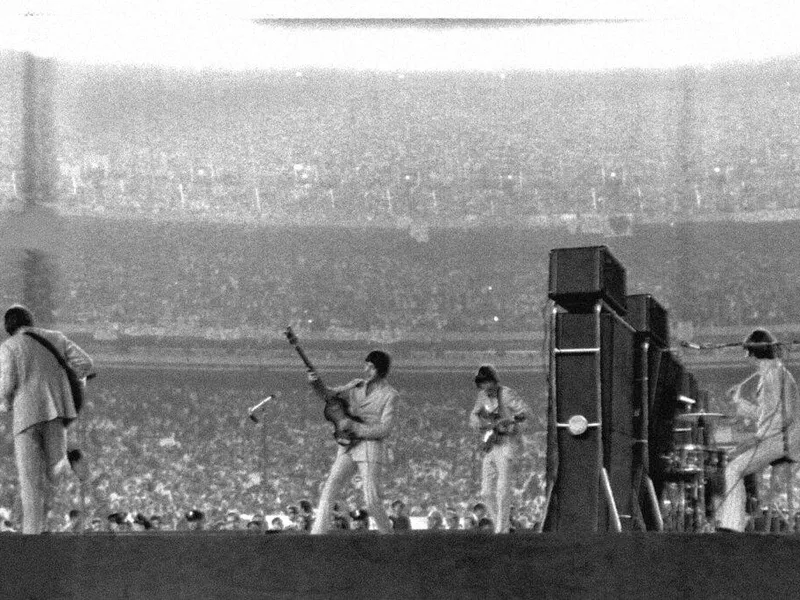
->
[543, 245, 710, 533]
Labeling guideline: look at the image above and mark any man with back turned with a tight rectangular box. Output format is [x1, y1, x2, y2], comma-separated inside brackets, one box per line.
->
[0, 305, 93, 534]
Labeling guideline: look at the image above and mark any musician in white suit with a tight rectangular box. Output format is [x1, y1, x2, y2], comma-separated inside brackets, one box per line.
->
[469, 364, 528, 533]
[308, 350, 398, 534]
[0, 305, 93, 534]
[717, 329, 800, 532]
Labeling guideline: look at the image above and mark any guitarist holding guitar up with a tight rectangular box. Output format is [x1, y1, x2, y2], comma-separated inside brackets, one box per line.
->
[469, 364, 528, 534]
[286, 328, 398, 534]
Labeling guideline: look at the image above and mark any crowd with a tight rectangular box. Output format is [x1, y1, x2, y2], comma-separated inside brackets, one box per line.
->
[3, 54, 800, 222]
[0, 50, 799, 338]
[1, 216, 790, 339]
[0, 370, 547, 533]
[48, 217, 547, 336]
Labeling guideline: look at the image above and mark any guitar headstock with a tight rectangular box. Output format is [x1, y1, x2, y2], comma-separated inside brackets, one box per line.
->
[284, 326, 298, 346]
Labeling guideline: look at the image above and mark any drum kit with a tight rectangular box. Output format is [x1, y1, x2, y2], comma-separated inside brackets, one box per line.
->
[659, 408, 732, 532]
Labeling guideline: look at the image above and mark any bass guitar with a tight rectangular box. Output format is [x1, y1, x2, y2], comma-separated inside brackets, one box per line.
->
[285, 326, 363, 446]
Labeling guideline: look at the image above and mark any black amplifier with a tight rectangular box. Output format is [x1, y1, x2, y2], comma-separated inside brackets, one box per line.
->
[625, 293, 669, 348]
[548, 245, 627, 315]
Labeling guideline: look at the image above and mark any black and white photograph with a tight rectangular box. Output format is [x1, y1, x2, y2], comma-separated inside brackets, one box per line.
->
[1, 1, 800, 598]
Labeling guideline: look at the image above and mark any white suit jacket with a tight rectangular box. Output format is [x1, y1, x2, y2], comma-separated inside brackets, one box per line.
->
[0, 326, 93, 435]
[325, 378, 398, 464]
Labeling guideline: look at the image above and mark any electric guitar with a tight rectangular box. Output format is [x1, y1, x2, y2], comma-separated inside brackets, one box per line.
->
[285, 326, 363, 446]
[480, 387, 524, 452]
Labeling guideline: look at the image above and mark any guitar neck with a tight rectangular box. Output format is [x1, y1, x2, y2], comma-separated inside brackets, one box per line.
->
[292, 344, 317, 374]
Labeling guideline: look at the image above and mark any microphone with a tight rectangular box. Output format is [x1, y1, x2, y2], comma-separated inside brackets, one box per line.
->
[248, 393, 279, 423]
[680, 340, 703, 350]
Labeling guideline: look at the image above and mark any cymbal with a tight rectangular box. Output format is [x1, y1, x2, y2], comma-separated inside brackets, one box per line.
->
[675, 412, 725, 421]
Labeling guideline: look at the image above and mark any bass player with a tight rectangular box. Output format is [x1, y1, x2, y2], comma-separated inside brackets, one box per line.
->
[307, 350, 398, 534]
[469, 364, 528, 533]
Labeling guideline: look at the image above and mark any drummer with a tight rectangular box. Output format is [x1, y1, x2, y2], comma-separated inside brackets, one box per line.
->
[716, 328, 800, 532]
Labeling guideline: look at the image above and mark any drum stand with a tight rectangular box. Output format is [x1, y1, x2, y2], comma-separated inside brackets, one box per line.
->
[660, 472, 706, 532]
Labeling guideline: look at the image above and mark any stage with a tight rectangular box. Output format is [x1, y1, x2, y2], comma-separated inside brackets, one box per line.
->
[4, 531, 800, 599]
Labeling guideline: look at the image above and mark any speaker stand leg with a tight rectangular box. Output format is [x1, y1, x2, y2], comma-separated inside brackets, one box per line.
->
[630, 465, 648, 531]
[601, 467, 622, 532]
[539, 480, 555, 533]
[645, 476, 664, 531]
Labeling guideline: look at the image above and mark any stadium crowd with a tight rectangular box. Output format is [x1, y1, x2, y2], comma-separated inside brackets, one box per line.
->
[15, 217, 797, 338]
[3, 54, 800, 222]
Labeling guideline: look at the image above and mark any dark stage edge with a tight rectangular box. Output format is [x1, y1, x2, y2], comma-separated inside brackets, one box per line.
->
[4, 531, 800, 600]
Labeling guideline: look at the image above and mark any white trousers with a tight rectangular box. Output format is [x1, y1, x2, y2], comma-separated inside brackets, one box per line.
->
[14, 419, 71, 534]
[717, 434, 788, 532]
[311, 451, 392, 534]
[480, 442, 516, 533]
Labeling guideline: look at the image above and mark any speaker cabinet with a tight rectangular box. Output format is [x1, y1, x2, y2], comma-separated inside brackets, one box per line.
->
[626, 294, 669, 349]
[544, 309, 637, 532]
[648, 351, 684, 500]
[548, 246, 627, 315]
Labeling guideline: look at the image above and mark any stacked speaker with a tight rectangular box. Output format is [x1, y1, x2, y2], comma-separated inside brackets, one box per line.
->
[543, 245, 694, 533]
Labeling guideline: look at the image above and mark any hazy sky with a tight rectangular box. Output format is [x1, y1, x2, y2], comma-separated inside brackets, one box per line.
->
[1, 1, 800, 71]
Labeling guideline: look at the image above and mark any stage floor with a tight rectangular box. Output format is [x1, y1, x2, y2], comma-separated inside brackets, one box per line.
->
[3, 530, 800, 599]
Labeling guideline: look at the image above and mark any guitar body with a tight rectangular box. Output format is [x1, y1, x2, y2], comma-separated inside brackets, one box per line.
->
[481, 416, 517, 452]
[322, 391, 364, 446]
[285, 327, 363, 446]
[479, 387, 523, 453]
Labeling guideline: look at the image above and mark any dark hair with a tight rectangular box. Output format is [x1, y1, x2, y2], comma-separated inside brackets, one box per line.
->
[185, 509, 205, 522]
[299, 499, 312, 512]
[365, 350, 391, 378]
[107, 512, 127, 525]
[744, 329, 779, 360]
[134, 513, 152, 529]
[4, 305, 33, 336]
[350, 509, 369, 522]
[474, 364, 499, 386]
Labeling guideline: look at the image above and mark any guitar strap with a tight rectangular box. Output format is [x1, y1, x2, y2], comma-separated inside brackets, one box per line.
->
[24, 331, 83, 414]
[780, 366, 789, 457]
[24, 331, 73, 375]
